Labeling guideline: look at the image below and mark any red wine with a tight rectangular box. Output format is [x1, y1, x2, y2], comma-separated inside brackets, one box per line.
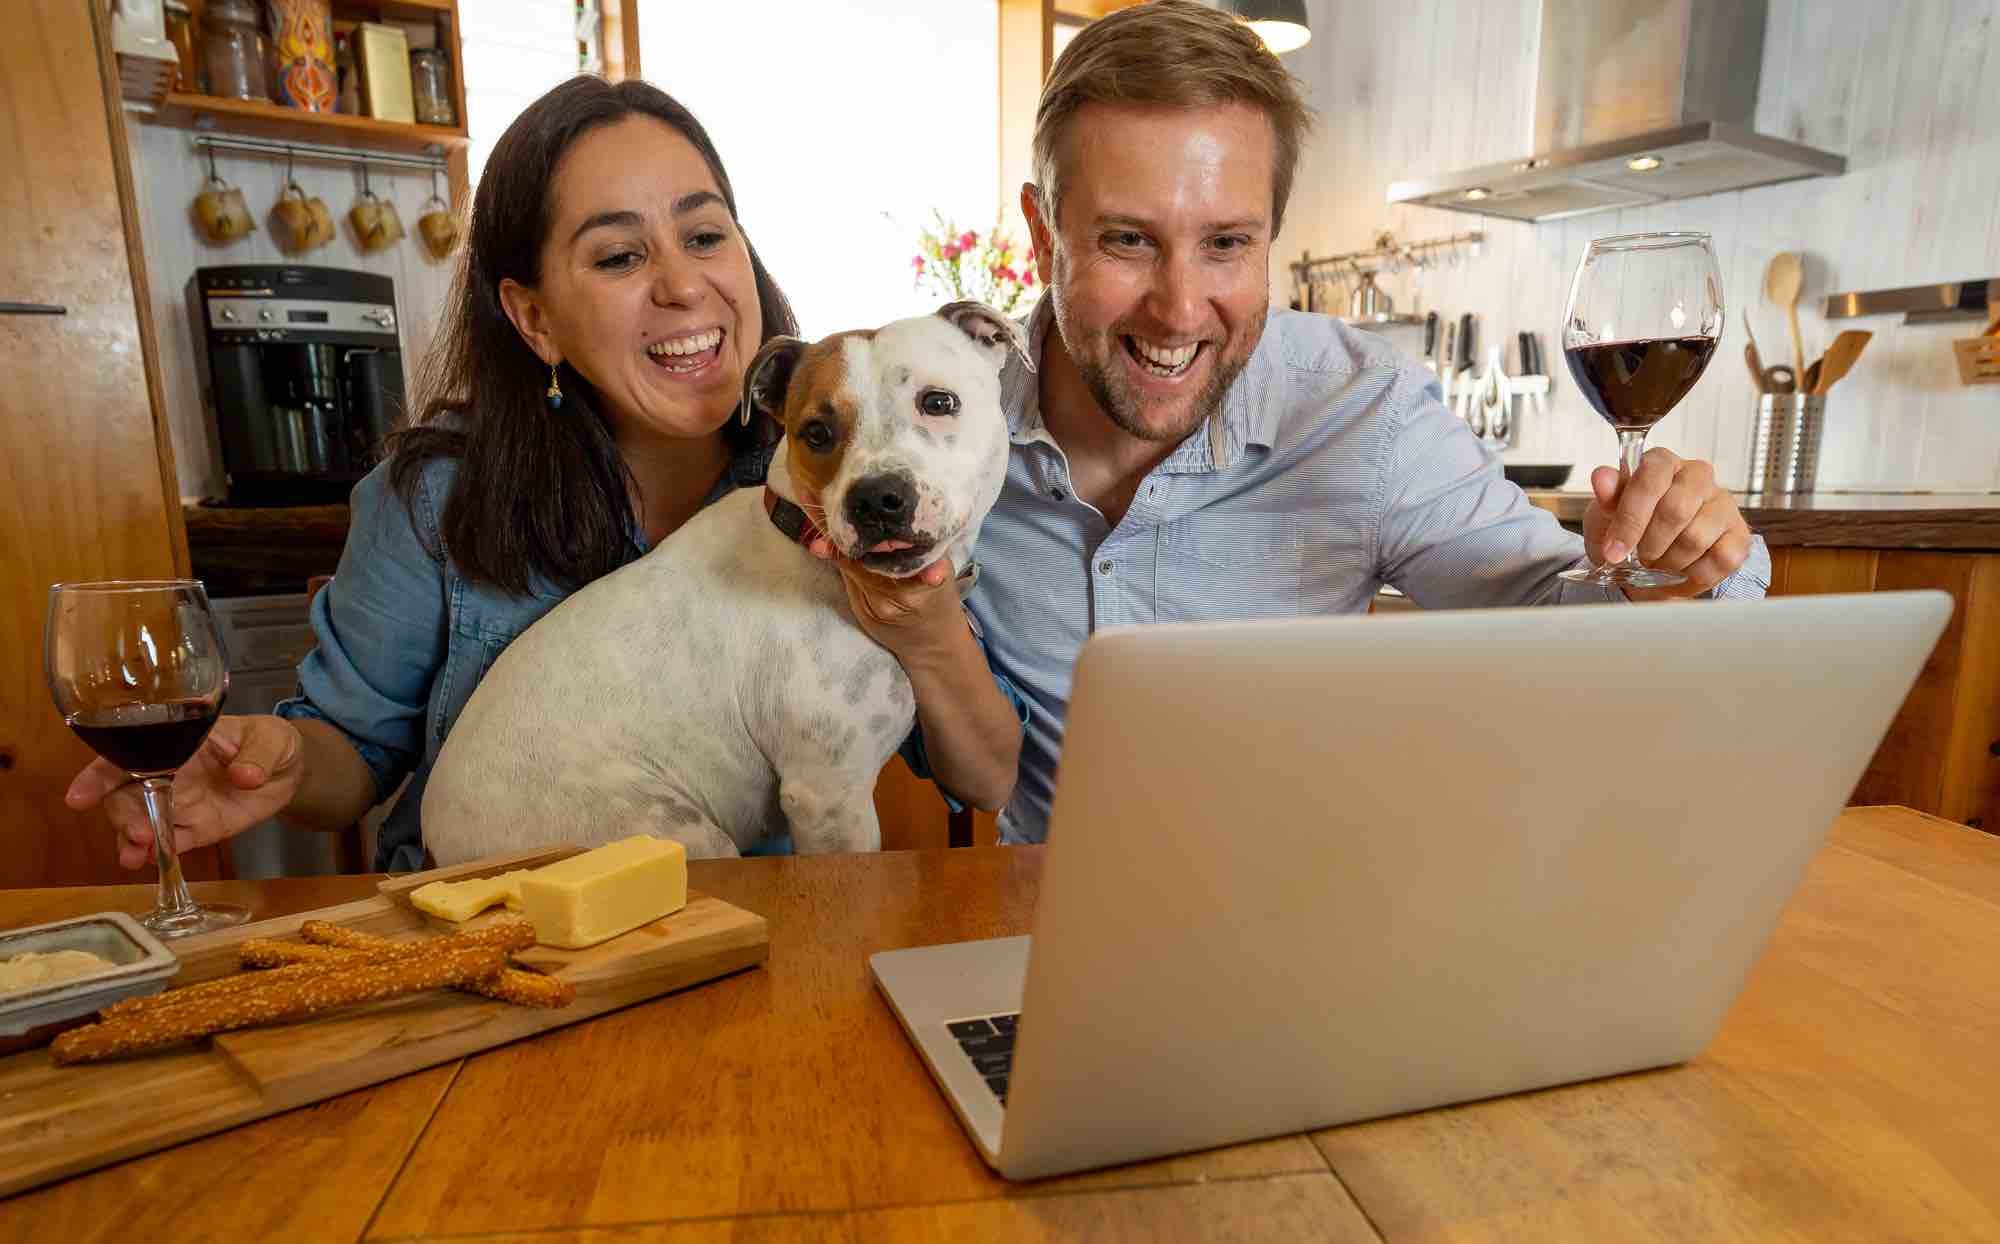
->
[66, 700, 222, 776]
[1564, 336, 1717, 430]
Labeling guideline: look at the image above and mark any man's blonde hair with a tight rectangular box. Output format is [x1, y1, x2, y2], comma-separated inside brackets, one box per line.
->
[1031, 0, 1315, 235]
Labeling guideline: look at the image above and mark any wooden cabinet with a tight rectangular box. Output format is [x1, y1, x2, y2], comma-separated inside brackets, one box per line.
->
[1768, 548, 2000, 833]
[0, 0, 224, 886]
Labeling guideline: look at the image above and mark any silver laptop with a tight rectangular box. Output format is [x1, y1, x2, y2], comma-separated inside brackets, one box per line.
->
[871, 591, 1951, 1180]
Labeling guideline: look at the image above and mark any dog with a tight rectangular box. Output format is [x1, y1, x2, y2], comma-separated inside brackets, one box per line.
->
[420, 302, 1026, 863]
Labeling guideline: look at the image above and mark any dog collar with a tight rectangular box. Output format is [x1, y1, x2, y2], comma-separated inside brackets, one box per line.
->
[762, 487, 826, 550]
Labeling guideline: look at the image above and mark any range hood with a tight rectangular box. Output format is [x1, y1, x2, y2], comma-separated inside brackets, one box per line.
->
[1387, 0, 1845, 223]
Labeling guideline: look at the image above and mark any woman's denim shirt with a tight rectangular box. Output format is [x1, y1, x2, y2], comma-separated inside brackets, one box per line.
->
[275, 445, 771, 871]
[276, 443, 1023, 871]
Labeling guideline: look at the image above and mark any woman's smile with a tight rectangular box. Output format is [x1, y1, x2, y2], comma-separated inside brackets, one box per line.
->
[644, 326, 726, 377]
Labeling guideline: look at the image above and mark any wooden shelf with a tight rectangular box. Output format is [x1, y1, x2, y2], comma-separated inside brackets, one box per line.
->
[1053, 0, 1146, 20]
[151, 92, 467, 155]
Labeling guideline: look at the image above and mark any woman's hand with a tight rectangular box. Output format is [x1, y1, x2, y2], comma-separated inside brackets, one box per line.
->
[66, 714, 308, 870]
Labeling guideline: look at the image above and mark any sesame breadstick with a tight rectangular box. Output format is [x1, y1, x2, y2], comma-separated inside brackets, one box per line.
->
[53, 947, 506, 1064]
[102, 920, 536, 1021]
[295, 922, 573, 1008]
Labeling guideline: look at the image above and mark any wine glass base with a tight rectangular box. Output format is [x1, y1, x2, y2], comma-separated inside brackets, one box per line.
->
[1559, 563, 1687, 590]
[142, 902, 250, 939]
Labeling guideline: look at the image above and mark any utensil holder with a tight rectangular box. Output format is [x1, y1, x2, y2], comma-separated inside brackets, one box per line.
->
[1747, 394, 1824, 495]
[1952, 332, 2000, 385]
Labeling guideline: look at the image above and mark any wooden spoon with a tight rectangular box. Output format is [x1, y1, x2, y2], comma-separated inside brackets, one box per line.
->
[1812, 329, 1873, 394]
[1763, 252, 1806, 378]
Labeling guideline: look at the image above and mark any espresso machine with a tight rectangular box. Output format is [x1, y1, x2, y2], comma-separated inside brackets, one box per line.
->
[187, 265, 405, 505]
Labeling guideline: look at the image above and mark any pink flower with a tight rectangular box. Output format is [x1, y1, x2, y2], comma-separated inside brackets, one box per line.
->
[1023, 268, 1037, 286]
[958, 230, 977, 250]
[911, 255, 925, 271]
[941, 241, 961, 260]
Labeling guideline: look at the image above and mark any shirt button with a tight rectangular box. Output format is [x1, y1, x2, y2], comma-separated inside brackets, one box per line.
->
[1098, 560, 1113, 575]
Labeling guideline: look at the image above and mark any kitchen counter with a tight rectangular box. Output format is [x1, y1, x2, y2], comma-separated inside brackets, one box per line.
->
[185, 492, 2000, 599]
[183, 501, 349, 597]
[1523, 491, 2000, 550]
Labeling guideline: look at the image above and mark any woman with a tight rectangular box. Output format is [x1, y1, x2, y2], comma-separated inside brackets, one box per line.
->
[69, 77, 1021, 871]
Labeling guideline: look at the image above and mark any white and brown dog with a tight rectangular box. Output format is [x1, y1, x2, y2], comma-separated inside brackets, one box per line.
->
[420, 302, 1026, 863]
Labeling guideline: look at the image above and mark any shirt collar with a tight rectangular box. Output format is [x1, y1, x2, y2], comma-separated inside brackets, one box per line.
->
[1001, 298, 1282, 474]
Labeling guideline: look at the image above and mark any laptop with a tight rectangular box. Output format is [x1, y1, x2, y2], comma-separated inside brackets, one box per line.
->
[871, 591, 1951, 1180]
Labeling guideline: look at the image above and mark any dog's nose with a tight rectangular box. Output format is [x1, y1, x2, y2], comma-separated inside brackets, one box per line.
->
[846, 473, 916, 533]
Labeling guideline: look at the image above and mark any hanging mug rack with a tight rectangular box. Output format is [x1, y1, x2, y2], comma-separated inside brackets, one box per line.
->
[189, 133, 450, 175]
[1288, 229, 1484, 327]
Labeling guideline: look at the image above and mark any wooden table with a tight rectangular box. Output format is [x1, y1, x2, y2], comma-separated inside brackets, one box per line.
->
[3, 806, 1996, 1241]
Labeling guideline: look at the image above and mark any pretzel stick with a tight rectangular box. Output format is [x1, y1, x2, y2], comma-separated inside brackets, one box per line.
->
[53, 947, 506, 1064]
[102, 921, 536, 1021]
[298, 920, 580, 1008]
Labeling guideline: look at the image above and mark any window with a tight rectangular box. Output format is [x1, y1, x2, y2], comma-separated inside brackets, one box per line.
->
[640, 0, 1000, 335]
[460, 2, 580, 189]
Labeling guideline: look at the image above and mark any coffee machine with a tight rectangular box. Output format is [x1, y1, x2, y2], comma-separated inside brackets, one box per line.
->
[188, 265, 406, 506]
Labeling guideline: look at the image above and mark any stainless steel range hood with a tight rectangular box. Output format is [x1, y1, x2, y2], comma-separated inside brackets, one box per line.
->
[1387, 0, 1845, 223]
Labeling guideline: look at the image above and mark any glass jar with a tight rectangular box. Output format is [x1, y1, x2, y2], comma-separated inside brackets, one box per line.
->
[163, 0, 197, 93]
[409, 47, 455, 126]
[201, 0, 270, 102]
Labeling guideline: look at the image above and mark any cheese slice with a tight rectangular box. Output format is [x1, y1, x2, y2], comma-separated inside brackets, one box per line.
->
[515, 836, 688, 949]
[408, 870, 531, 923]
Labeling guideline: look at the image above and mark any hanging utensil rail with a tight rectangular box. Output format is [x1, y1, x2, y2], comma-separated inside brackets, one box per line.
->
[1289, 229, 1484, 281]
[190, 134, 450, 175]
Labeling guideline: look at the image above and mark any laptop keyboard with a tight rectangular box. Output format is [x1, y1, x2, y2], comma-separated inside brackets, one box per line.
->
[947, 1013, 1019, 1104]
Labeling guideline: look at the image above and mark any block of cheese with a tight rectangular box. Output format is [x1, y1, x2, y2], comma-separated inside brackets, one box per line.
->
[515, 836, 688, 949]
[408, 870, 531, 923]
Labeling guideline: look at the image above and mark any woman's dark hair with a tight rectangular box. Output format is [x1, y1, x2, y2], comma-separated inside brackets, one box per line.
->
[391, 76, 796, 595]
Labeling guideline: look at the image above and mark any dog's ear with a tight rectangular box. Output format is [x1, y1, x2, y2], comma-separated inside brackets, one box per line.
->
[740, 335, 807, 425]
[936, 300, 1033, 375]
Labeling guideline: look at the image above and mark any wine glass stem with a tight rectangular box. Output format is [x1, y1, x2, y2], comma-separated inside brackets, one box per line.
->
[138, 777, 200, 921]
[1614, 429, 1650, 569]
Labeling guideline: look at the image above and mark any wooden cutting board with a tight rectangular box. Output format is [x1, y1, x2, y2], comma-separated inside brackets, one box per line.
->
[0, 846, 768, 1197]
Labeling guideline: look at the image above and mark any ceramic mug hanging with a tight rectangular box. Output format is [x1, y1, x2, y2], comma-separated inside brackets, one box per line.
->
[192, 149, 254, 244]
[416, 169, 459, 259]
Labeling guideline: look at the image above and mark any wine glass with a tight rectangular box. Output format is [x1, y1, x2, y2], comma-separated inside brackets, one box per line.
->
[1557, 232, 1723, 589]
[45, 580, 248, 937]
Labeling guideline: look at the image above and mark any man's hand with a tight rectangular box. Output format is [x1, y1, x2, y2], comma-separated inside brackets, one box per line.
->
[793, 485, 970, 667]
[1583, 447, 1753, 600]
[802, 527, 969, 670]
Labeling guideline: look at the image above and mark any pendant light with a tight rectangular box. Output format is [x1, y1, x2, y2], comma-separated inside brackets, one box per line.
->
[1220, 0, 1311, 55]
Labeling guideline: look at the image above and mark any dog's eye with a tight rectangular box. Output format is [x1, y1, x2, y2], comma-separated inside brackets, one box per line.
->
[918, 388, 961, 417]
[798, 420, 835, 452]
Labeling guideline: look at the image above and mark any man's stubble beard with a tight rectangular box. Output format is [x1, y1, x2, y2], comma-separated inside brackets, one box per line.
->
[1049, 246, 1265, 446]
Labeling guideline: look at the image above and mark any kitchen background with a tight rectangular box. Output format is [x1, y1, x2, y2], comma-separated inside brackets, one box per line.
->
[142, 0, 1997, 503]
[1279, 0, 2000, 493]
[141, 1, 1001, 501]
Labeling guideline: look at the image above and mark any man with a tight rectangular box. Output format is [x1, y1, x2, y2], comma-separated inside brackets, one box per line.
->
[839, 0, 1766, 844]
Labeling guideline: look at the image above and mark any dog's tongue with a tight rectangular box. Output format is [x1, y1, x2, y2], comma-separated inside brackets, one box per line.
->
[867, 538, 915, 554]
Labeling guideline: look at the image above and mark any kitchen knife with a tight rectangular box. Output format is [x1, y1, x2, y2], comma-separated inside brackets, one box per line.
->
[1455, 314, 1477, 418]
[1439, 320, 1457, 404]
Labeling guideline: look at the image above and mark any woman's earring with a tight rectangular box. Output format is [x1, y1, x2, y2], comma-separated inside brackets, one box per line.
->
[546, 363, 563, 410]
